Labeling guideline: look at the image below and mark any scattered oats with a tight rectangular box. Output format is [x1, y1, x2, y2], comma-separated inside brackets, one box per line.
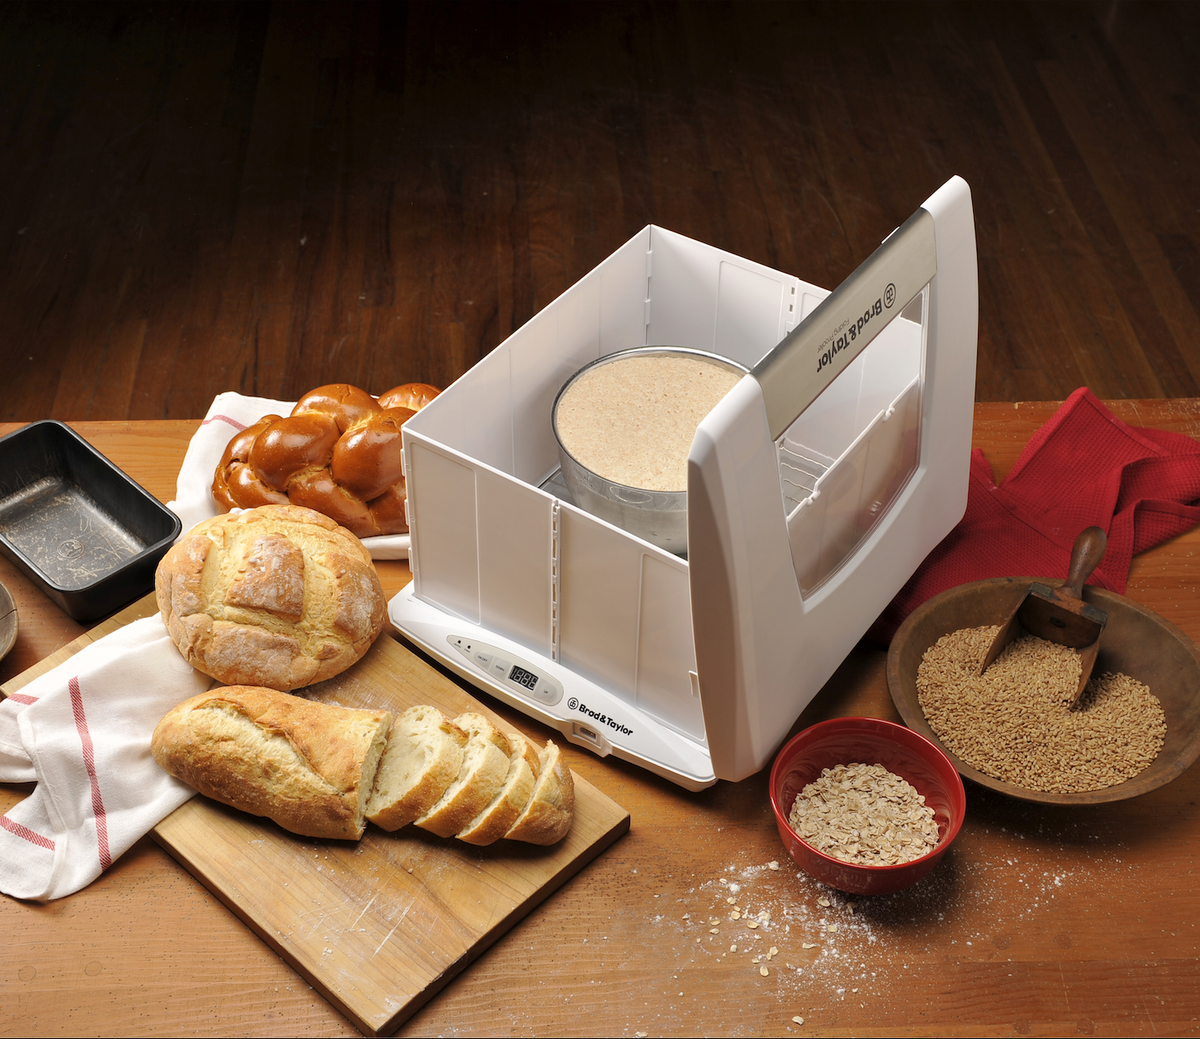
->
[768, 947, 779, 959]
[802, 942, 818, 949]
[753, 955, 762, 963]
[709, 928, 720, 934]
[726, 896, 736, 904]
[826, 923, 839, 932]
[747, 920, 759, 929]
[760, 966, 770, 977]
[847, 903, 856, 915]
[709, 918, 720, 925]
[917, 626, 1167, 792]
[817, 896, 831, 908]
[730, 944, 738, 952]
[768, 860, 780, 870]
[730, 910, 742, 920]
[792, 1016, 804, 1025]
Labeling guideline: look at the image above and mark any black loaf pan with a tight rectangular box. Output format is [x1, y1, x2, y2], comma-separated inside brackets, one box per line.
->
[0, 421, 181, 622]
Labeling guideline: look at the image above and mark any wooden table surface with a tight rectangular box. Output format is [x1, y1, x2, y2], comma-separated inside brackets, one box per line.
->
[2, 401, 1199, 1037]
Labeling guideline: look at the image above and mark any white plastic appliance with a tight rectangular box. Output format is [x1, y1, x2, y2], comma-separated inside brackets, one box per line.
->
[390, 176, 978, 790]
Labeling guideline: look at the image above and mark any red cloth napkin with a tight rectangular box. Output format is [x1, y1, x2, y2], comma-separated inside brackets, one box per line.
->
[869, 388, 1200, 642]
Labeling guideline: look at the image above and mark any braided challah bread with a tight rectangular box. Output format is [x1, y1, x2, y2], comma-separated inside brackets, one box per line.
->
[212, 382, 440, 539]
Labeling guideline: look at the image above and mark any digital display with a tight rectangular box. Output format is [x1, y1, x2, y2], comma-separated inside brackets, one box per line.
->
[509, 664, 539, 690]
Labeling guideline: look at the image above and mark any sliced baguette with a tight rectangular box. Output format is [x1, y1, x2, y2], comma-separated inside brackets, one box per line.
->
[151, 686, 392, 840]
[365, 705, 467, 831]
[504, 740, 575, 846]
[414, 713, 512, 838]
[456, 731, 541, 846]
[152, 691, 577, 846]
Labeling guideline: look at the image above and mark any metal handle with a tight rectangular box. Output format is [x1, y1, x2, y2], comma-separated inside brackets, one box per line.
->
[750, 207, 938, 441]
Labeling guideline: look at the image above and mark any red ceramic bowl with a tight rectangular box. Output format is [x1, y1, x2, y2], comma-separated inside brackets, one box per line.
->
[769, 717, 966, 895]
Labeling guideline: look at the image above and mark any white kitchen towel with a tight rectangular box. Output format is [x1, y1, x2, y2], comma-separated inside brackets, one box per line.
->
[169, 391, 411, 559]
[0, 616, 211, 901]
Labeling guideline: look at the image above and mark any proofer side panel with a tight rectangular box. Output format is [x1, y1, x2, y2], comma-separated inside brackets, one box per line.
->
[510, 278, 602, 487]
[440, 341, 516, 476]
[557, 506, 642, 697]
[635, 552, 704, 741]
[558, 504, 702, 741]
[646, 227, 799, 369]
[509, 228, 651, 486]
[408, 441, 480, 624]
[714, 260, 794, 366]
[475, 466, 554, 655]
[403, 228, 651, 484]
[599, 229, 654, 355]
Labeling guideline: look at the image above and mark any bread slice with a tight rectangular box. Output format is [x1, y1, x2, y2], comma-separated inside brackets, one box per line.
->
[365, 705, 467, 831]
[414, 713, 512, 838]
[456, 731, 541, 846]
[504, 740, 575, 845]
[151, 686, 392, 840]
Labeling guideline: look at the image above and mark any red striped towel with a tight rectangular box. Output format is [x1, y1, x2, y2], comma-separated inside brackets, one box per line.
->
[0, 617, 210, 900]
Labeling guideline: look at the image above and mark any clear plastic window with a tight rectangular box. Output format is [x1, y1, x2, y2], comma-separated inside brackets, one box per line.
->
[780, 288, 927, 597]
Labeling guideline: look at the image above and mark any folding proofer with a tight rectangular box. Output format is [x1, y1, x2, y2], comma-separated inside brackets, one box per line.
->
[390, 176, 978, 789]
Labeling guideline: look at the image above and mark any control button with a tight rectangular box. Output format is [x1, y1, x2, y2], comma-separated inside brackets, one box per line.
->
[526, 674, 562, 707]
[471, 649, 493, 668]
[534, 674, 563, 706]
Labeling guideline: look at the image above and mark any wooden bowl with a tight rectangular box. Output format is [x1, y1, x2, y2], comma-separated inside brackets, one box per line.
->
[886, 577, 1200, 805]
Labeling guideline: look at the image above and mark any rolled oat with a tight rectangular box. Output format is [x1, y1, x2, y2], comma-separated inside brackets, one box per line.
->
[787, 762, 940, 866]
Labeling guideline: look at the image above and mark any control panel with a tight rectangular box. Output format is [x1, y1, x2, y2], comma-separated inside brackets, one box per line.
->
[446, 635, 564, 707]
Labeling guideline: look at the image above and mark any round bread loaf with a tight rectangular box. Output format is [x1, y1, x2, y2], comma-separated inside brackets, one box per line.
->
[212, 381, 441, 538]
[156, 504, 386, 690]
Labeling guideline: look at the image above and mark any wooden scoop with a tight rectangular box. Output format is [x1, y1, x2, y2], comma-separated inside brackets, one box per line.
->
[978, 526, 1109, 707]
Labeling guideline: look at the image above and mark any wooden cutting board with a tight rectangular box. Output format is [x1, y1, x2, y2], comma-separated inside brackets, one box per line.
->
[1, 597, 630, 1036]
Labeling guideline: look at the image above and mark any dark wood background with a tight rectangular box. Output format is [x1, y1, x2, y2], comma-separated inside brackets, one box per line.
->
[1, 0, 1198, 422]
